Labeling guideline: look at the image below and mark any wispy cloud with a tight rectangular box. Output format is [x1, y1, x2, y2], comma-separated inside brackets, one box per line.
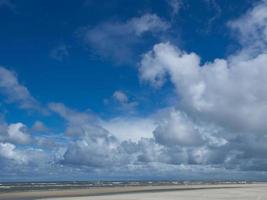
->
[50, 45, 70, 61]
[0, 66, 46, 113]
[167, 0, 182, 16]
[79, 14, 169, 64]
[0, 0, 17, 13]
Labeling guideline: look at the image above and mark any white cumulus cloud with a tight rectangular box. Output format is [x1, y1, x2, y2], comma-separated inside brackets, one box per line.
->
[140, 41, 267, 133]
[7, 123, 31, 144]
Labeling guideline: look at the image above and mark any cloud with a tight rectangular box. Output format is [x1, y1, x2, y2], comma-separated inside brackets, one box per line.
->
[50, 45, 69, 61]
[228, 0, 267, 54]
[80, 14, 169, 64]
[1, 103, 267, 178]
[0, 0, 16, 12]
[138, 0, 267, 173]
[61, 128, 126, 168]
[49, 103, 222, 171]
[113, 90, 128, 103]
[7, 123, 31, 144]
[101, 117, 155, 142]
[167, 0, 182, 16]
[0, 142, 28, 164]
[48, 102, 96, 136]
[0, 66, 45, 112]
[203, 0, 222, 32]
[31, 121, 48, 132]
[110, 90, 139, 113]
[49, 103, 160, 169]
[38, 88, 267, 175]
[0, 140, 56, 180]
[153, 108, 204, 147]
[49, 103, 130, 168]
[0, 119, 63, 179]
[139, 41, 267, 133]
[48, 103, 94, 123]
[3, 1, 267, 179]
[0, 120, 31, 145]
[0, 121, 54, 174]
[129, 14, 170, 36]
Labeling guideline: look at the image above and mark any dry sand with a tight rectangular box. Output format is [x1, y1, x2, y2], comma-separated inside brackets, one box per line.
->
[0, 183, 266, 200]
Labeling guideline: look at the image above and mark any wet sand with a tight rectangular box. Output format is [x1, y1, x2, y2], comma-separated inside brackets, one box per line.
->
[0, 183, 266, 200]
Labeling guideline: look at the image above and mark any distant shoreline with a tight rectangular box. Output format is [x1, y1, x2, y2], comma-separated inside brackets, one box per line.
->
[0, 183, 265, 200]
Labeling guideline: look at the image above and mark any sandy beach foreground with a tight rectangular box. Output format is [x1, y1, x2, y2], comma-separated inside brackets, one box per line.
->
[0, 183, 266, 200]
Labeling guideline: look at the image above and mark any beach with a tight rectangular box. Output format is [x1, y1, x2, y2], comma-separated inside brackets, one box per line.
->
[0, 183, 266, 200]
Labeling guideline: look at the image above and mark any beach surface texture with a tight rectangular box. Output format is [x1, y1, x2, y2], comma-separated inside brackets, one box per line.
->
[0, 183, 266, 200]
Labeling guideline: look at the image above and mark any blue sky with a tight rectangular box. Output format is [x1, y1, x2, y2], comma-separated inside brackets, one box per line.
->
[1, 0, 267, 181]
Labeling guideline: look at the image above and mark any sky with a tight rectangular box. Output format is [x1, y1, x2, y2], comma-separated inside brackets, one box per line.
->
[1, 0, 267, 181]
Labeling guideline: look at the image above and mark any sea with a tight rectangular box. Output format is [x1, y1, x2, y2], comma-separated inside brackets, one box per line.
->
[0, 180, 250, 193]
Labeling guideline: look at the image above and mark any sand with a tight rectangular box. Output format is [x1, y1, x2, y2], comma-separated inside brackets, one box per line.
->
[0, 183, 266, 200]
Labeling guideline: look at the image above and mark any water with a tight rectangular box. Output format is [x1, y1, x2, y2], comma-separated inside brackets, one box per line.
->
[0, 180, 250, 193]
